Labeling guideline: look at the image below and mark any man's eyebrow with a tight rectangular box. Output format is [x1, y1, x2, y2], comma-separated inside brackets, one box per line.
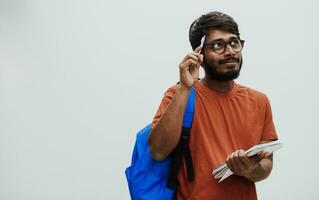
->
[228, 36, 239, 40]
[205, 36, 239, 45]
[206, 38, 223, 44]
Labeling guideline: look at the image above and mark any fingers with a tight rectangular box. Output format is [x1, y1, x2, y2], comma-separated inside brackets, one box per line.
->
[194, 45, 204, 63]
[180, 59, 199, 71]
[181, 52, 203, 64]
[261, 150, 271, 157]
[256, 151, 271, 161]
[184, 53, 201, 63]
[226, 152, 236, 173]
[194, 45, 203, 53]
[226, 150, 251, 175]
[178, 44, 204, 88]
[226, 149, 271, 177]
[181, 44, 204, 64]
[238, 150, 251, 167]
[226, 150, 243, 174]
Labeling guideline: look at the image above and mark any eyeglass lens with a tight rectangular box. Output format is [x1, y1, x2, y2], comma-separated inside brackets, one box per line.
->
[210, 38, 243, 54]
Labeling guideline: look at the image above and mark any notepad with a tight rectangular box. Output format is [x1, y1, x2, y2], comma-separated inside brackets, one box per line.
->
[212, 140, 283, 182]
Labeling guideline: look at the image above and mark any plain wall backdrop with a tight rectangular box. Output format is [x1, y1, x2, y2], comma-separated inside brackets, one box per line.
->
[1, 0, 318, 199]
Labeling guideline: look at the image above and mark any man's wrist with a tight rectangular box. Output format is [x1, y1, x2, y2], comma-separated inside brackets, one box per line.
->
[177, 84, 192, 93]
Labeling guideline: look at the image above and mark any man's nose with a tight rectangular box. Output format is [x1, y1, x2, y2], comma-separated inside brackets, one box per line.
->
[224, 44, 236, 56]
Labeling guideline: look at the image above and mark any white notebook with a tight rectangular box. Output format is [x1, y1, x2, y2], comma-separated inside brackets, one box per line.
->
[212, 140, 283, 182]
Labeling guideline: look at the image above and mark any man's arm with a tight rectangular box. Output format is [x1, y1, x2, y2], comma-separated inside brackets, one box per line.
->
[148, 46, 203, 161]
[148, 85, 191, 161]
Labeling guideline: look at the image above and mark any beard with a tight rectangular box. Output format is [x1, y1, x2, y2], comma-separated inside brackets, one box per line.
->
[202, 57, 243, 81]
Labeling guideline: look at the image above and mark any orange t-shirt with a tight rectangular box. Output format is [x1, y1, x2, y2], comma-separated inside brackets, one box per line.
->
[151, 81, 278, 200]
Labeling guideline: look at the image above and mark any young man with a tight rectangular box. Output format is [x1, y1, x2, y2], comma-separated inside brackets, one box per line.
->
[147, 11, 278, 200]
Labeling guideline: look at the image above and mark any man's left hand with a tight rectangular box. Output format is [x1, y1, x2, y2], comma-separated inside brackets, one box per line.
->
[226, 150, 269, 178]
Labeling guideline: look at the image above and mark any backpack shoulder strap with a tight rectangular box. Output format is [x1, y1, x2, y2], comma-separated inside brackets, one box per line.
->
[167, 86, 195, 189]
[182, 87, 195, 128]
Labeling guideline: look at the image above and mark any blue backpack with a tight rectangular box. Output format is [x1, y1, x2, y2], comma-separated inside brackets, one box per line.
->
[125, 87, 196, 200]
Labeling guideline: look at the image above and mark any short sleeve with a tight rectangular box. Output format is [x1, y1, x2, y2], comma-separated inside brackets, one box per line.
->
[260, 96, 278, 141]
[151, 87, 177, 129]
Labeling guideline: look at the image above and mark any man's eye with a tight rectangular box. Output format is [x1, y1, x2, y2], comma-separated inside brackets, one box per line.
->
[213, 42, 223, 49]
[230, 40, 240, 47]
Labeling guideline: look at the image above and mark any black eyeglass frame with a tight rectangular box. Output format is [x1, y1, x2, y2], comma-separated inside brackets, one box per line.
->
[203, 38, 245, 54]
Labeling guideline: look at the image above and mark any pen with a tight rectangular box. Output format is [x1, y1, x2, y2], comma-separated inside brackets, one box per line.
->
[199, 35, 206, 54]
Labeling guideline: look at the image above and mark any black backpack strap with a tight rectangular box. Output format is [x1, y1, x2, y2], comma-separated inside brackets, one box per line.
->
[167, 86, 196, 189]
[182, 128, 194, 181]
[166, 127, 194, 189]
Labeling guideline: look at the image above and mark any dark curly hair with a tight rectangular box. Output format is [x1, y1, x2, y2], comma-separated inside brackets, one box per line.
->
[189, 11, 240, 50]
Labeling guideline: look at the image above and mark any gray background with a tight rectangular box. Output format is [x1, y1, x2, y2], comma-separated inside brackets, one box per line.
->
[0, 0, 318, 199]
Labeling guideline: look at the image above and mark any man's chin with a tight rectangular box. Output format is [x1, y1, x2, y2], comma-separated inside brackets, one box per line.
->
[207, 70, 240, 81]
[220, 62, 239, 69]
[203, 60, 242, 81]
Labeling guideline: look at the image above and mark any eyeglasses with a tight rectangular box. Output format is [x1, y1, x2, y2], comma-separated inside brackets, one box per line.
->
[204, 37, 245, 54]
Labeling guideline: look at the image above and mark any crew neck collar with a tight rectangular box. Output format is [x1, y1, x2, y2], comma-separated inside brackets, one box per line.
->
[195, 80, 238, 97]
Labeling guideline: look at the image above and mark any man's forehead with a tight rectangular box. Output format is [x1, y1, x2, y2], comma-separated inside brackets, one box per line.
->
[205, 29, 238, 41]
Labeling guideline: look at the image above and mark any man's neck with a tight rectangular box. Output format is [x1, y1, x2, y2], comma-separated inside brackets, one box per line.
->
[200, 77, 234, 93]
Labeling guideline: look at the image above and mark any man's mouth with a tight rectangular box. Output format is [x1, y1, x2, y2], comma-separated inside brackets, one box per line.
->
[219, 58, 239, 65]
